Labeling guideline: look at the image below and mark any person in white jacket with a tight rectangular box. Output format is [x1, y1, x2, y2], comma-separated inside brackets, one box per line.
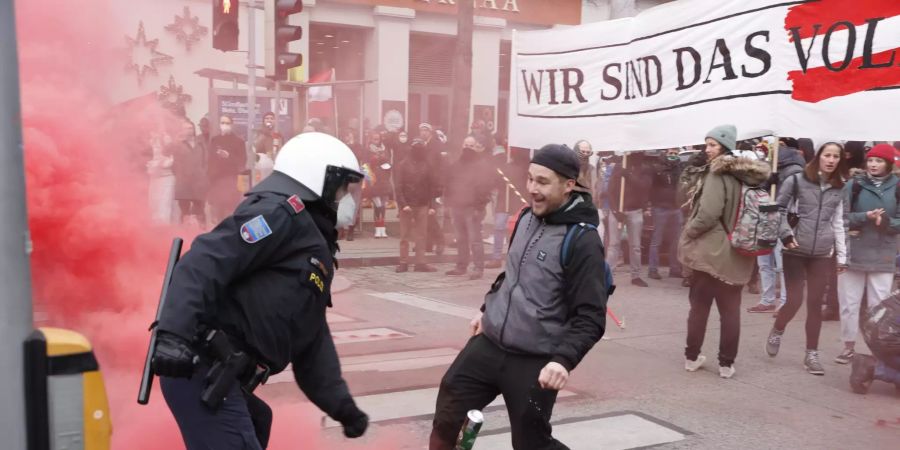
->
[147, 131, 175, 224]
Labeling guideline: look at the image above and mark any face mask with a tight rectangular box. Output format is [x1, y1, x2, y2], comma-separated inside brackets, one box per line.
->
[667, 155, 680, 161]
[336, 192, 357, 229]
[220, 124, 232, 134]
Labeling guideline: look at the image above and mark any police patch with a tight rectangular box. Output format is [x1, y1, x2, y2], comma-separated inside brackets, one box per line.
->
[537, 250, 547, 262]
[240, 215, 273, 243]
[287, 195, 305, 214]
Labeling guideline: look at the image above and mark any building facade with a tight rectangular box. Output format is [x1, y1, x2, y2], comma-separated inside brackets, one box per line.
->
[108, 0, 670, 138]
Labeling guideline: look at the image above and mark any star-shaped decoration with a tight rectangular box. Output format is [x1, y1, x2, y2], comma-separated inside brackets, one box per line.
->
[125, 21, 174, 85]
[158, 76, 192, 116]
[165, 6, 208, 52]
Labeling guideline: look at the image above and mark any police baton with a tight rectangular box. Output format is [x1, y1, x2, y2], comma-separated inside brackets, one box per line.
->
[137, 237, 183, 405]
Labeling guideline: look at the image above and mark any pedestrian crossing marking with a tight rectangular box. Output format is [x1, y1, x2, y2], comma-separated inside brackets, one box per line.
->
[367, 292, 478, 319]
[476, 413, 686, 449]
[265, 347, 460, 385]
[331, 327, 413, 345]
[320, 387, 576, 428]
[325, 312, 356, 323]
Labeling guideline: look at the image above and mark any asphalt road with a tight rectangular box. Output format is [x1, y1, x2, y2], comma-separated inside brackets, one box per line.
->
[257, 263, 900, 449]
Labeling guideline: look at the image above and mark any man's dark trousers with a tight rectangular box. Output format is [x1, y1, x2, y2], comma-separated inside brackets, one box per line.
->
[429, 334, 570, 450]
[161, 365, 272, 449]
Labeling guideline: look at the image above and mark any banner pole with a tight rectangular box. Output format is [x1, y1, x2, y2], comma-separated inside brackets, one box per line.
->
[618, 153, 627, 212]
[770, 137, 779, 198]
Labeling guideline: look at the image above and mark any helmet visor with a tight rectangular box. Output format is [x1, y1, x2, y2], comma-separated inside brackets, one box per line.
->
[322, 165, 364, 206]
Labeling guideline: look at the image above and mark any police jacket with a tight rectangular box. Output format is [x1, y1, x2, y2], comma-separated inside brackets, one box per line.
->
[157, 171, 354, 419]
[480, 193, 608, 372]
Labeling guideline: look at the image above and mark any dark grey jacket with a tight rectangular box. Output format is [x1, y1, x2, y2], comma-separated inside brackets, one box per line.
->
[777, 172, 847, 263]
[481, 193, 608, 371]
[844, 174, 900, 272]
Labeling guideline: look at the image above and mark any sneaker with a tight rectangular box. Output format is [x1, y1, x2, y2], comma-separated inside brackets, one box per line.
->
[804, 350, 825, 375]
[413, 264, 437, 273]
[834, 348, 855, 365]
[631, 278, 649, 287]
[648, 270, 662, 280]
[395, 264, 409, 273]
[469, 271, 484, 280]
[747, 303, 777, 313]
[485, 260, 503, 269]
[719, 365, 736, 379]
[446, 268, 467, 276]
[766, 328, 783, 357]
[685, 355, 706, 372]
[849, 354, 876, 394]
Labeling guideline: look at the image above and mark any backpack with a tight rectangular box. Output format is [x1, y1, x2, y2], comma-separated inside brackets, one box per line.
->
[723, 183, 780, 257]
[510, 208, 616, 297]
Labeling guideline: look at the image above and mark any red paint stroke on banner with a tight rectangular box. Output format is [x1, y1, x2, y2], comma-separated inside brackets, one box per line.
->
[785, 0, 900, 41]
[789, 49, 900, 103]
[784, 0, 900, 102]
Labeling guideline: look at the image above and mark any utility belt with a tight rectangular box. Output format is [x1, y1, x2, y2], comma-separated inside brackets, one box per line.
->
[196, 329, 270, 411]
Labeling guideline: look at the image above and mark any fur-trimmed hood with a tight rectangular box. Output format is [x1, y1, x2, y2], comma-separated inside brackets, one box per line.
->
[710, 155, 771, 187]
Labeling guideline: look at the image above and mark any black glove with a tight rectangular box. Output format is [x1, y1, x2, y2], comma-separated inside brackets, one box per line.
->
[335, 400, 369, 438]
[151, 331, 197, 378]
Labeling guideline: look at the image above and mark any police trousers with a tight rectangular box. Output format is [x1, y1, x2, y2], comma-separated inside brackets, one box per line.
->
[161, 366, 272, 450]
[429, 334, 569, 450]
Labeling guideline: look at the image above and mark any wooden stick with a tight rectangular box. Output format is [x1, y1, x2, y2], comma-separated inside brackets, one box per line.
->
[618, 153, 628, 213]
[769, 137, 779, 198]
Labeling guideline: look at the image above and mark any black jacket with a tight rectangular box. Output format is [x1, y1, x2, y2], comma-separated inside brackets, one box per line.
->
[607, 158, 652, 212]
[445, 149, 493, 209]
[158, 171, 355, 420]
[208, 133, 247, 181]
[649, 158, 682, 209]
[481, 193, 607, 371]
[395, 153, 437, 208]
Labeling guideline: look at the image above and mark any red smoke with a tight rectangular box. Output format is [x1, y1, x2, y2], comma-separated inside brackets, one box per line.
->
[16, 1, 402, 448]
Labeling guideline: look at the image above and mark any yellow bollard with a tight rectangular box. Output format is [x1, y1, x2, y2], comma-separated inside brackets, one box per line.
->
[25, 327, 111, 450]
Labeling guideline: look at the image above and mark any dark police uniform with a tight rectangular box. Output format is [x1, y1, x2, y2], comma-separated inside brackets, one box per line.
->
[157, 171, 365, 449]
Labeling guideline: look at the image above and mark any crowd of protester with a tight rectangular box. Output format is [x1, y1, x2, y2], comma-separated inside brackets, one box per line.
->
[143, 110, 900, 391]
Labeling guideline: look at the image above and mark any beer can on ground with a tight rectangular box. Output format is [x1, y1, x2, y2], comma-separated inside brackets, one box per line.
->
[454, 409, 484, 450]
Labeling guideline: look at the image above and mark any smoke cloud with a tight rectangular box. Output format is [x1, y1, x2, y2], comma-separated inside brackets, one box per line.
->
[16, 1, 402, 447]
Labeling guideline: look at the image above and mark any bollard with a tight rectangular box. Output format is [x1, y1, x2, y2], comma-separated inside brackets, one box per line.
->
[24, 327, 111, 450]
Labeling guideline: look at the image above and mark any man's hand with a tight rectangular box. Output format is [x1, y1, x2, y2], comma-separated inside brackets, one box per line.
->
[428, 208, 436, 216]
[538, 362, 569, 390]
[336, 400, 369, 438]
[402, 206, 412, 213]
[784, 240, 799, 250]
[470, 311, 483, 336]
[150, 331, 196, 378]
[837, 264, 848, 275]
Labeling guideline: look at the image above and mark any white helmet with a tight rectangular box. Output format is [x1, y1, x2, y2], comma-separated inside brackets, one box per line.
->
[274, 132, 363, 205]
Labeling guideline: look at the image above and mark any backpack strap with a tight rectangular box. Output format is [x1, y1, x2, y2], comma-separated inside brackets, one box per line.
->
[508, 206, 532, 251]
[560, 222, 616, 297]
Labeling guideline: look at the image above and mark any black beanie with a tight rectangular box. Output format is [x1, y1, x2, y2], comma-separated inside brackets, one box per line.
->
[531, 144, 584, 187]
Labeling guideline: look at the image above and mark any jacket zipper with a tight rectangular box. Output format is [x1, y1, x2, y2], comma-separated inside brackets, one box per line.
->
[498, 219, 544, 347]
[810, 186, 823, 255]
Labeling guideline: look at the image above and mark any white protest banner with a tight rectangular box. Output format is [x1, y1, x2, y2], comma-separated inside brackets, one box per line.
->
[508, 0, 900, 151]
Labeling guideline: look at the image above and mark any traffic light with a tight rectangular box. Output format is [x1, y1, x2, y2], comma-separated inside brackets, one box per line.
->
[265, 0, 303, 81]
[213, 0, 239, 52]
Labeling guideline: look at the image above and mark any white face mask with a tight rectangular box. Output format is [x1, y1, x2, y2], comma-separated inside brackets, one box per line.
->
[336, 192, 358, 229]
[220, 124, 232, 134]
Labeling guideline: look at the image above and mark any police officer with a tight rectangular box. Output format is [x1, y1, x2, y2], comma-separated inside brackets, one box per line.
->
[151, 132, 369, 449]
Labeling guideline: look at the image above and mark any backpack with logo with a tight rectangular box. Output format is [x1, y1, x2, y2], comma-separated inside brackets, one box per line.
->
[723, 183, 780, 257]
[509, 208, 615, 296]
